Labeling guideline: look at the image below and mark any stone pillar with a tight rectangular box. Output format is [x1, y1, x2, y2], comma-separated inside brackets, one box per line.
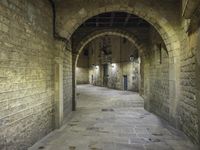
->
[54, 57, 64, 128]
[143, 56, 150, 111]
[72, 53, 77, 111]
[139, 56, 144, 96]
[196, 28, 200, 144]
[169, 59, 177, 124]
[169, 51, 180, 127]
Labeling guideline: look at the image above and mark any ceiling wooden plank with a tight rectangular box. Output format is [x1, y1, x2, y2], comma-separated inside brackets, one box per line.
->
[123, 14, 131, 26]
[96, 16, 99, 27]
[110, 12, 115, 26]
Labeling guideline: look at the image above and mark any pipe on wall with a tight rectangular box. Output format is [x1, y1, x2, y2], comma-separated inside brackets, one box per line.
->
[48, 0, 68, 42]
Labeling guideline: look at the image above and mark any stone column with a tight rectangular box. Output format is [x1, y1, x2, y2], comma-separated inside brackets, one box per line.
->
[54, 57, 64, 128]
[72, 53, 77, 111]
[169, 58, 177, 124]
[196, 28, 200, 144]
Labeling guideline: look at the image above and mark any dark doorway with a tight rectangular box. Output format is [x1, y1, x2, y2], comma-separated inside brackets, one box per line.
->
[103, 64, 108, 87]
[123, 75, 128, 90]
[91, 75, 93, 84]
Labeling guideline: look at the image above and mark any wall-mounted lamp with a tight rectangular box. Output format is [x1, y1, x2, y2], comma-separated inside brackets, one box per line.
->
[112, 63, 116, 68]
[91, 64, 99, 69]
[130, 55, 135, 62]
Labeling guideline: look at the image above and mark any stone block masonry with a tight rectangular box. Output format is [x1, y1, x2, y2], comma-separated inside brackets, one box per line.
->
[63, 50, 73, 117]
[0, 0, 199, 149]
[0, 0, 72, 149]
[177, 22, 199, 143]
[143, 27, 170, 121]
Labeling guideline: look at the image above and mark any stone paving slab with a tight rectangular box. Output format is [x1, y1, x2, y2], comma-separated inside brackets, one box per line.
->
[29, 85, 199, 150]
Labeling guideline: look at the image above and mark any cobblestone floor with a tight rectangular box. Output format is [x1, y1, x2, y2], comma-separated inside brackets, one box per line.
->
[29, 85, 199, 150]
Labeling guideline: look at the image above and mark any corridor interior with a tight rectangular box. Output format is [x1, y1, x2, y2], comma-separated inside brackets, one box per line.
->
[29, 85, 197, 150]
[0, 0, 200, 150]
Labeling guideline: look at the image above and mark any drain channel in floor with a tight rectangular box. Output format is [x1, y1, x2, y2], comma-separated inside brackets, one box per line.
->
[87, 127, 100, 131]
[38, 146, 45, 149]
[69, 146, 76, 150]
[148, 138, 161, 142]
[68, 123, 78, 127]
[101, 108, 114, 112]
[152, 133, 163, 136]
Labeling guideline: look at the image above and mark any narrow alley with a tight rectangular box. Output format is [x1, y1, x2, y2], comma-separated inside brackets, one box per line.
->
[29, 85, 197, 150]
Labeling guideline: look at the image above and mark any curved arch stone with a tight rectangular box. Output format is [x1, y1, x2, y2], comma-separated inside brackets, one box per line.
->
[74, 28, 146, 66]
[61, 4, 180, 55]
[68, 4, 180, 121]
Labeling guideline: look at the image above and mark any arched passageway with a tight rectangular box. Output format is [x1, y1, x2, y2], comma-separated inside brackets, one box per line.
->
[74, 29, 146, 94]
[60, 5, 181, 111]
[1, 1, 200, 149]
[74, 28, 146, 65]
[75, 31, 143, 105]
[70, 11, 178, 126]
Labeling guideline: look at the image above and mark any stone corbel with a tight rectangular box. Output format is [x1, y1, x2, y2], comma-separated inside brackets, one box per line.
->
[182, 0, 200, 19]
[187, 6, 200, 34]
[182, 0, 200, 34]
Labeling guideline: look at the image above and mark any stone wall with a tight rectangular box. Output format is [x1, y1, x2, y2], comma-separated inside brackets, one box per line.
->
[196, 28, 200, 144]
[57, 1, 182, 130]
[107, 62, 140, 91]
[0, 0, 199, 148]
[72, 27, 150, 53]
[58, 0, 200, 145]
[63, 50, 73, 118]
[76, 67, 89, 84]
[89, 62, 140, 91]
[76, 49, 89, 84]
[176, 20, 199, 143]
[0, 0, 72, 149]
[56, 0, 180, 39]
[143, 27, 170, 121]
[87, 35, 140, 91]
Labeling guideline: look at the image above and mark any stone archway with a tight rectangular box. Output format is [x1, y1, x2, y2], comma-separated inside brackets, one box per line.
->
[72, 28, 146, 111]
[74, 28, 146, 66]
[60, 4, 180, 57]
[64, 4, 180, 124]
